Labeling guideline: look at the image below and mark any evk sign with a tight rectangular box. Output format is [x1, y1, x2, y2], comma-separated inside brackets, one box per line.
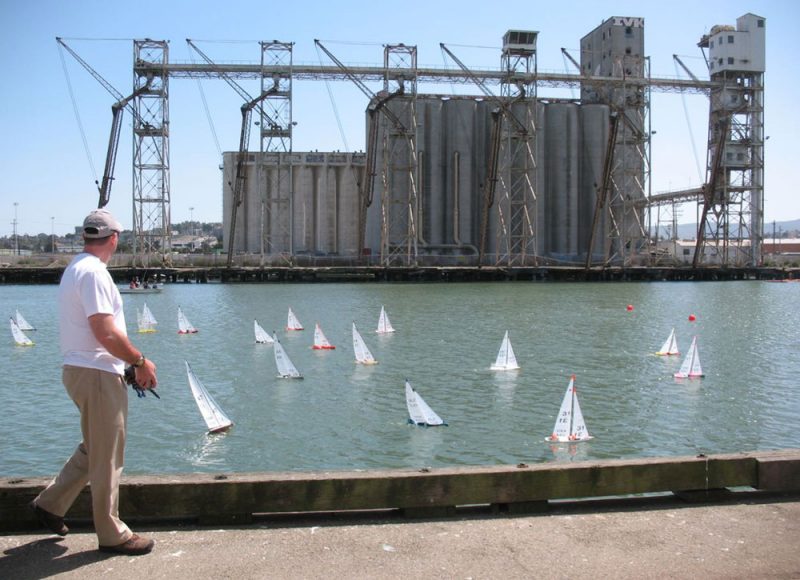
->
[612, 17, 644, 28]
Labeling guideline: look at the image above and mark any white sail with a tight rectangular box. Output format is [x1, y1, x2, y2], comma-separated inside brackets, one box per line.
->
[10, 317, 34, 346]
[352, 323, 378, 365]
[376, 305, 395, 334]
[546, 375, 593, 442]
[405, 380, 446, 426]
[254, 320, 273, 344]
[273, 333, 303, 378]
[14, 310, 34, 331]
[490, 330, 520, 370]
[137, 303, 158, 333]
[177, 306, 198, 334]
[674, 336, 704, 378]
[286, 307, 304, 331]
[184, 361, 233, 433]
[656, 328, 679, 356]
[312, 323, 335, 349]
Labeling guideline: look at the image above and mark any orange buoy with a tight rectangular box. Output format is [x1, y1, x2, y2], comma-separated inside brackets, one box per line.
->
[688, 314, 696, 322]
[626, 304, 634, 311]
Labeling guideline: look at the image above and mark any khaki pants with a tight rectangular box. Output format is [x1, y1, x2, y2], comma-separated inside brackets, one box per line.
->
[35, 366, 132, 546]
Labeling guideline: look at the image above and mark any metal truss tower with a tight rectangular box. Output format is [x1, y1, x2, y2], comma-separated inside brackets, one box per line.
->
[695, 14, 765, 267]
[492, 31, 538, 267]
[608, 61, 649, 266]
[379, 44, 419, 266]
[132, 40, 171, 265]
[258, 41, 294, 261]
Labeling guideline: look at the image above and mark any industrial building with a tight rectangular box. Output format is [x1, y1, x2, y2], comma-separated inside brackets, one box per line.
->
[103, 12, 765, 269]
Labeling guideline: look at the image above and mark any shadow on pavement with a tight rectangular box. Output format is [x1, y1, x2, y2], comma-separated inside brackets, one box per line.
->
[1, 536, 113, 579]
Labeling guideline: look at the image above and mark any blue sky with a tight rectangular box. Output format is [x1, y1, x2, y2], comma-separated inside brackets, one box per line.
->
[0, 0, 795, 236]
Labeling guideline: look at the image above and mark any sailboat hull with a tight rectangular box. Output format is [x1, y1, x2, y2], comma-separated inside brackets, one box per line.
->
[545, 434, 594, 443]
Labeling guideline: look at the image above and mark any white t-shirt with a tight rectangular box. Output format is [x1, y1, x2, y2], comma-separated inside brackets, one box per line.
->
[59, 253, 127, 374]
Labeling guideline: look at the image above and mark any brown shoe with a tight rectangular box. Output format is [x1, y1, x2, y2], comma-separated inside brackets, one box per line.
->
[99, 533, 155, 555]
[30, 501, 68, 536]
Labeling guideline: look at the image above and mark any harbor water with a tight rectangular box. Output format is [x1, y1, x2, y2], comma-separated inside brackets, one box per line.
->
[2, 281, 799, 478]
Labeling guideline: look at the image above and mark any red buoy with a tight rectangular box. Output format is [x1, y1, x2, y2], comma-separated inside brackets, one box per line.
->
[688, 314, 696, 322]
[626, 304, 634, 311]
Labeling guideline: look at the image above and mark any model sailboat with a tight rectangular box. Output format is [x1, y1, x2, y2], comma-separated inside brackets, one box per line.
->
[286, 307, 304, 331]
[352, 322, 378, 365]
[674, 336, 704, 378]
[14, 310, 35, 331]
[177, 306, 198, 334]
[490, 330, 520, 370]
[273, 332, 303, 379]
[405, 380, 447, 427]
[254, 319, 273, 344]
[184, 361, 233, 434]
[376, 306, 395, 334]
[546, 375, 593, 442]
[136, 303, 158, 333]
[655, 328, 679, 356]
[10, 317, 34, 346]
[312, 323, 335, 350]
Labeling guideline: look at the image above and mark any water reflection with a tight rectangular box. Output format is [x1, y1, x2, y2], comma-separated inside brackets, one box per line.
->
[185, 431, 232, 468]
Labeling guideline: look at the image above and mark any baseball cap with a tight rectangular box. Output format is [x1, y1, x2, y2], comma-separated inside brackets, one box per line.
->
[82, 209, 123, 238]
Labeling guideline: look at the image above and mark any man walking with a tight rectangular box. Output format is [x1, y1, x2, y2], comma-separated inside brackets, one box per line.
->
[31, 208, 158, 556]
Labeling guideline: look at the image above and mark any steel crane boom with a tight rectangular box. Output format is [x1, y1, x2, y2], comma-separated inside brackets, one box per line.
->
[97, 79, 153, 208]
[314, 39, 408, 258]
[57, 37, 154, 208]
[186, 39, 280, 267]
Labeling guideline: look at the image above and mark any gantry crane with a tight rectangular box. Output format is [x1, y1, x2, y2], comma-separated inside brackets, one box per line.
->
[440, 43, 535, 267]
[186, 40, 279, 267]
[314, 40, 412, 263]
[57, 37, 153, 209]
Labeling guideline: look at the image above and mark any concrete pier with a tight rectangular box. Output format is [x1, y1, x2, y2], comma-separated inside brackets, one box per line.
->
[1, 450, 799, 577]
[1, 494, 798, 578]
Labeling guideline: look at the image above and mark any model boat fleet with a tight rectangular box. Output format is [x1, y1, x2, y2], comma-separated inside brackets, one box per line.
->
[9, 304, 706, 438]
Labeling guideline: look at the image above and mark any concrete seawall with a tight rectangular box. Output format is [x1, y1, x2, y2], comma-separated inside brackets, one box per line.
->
[2, 450, 798, 531]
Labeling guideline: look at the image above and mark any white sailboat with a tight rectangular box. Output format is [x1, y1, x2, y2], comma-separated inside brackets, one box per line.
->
[273, 332, 303, 379]
[184, 361, 233, 434]
[14, 310, 35, 331]
[674, 336, 704, 378]
[352, 322, 378, 365]
[10, 317, 34, 346]
[312, 323, 335, 350]
[546, 375, 593, 442]
[376, 305, 395, 334]
[177, 306, 198, 334]
[286, 307, 304, 331]
[136, 303, 158, 333]
[254, 319, 274, 344]
[490, 330, 520, 371]
[405, 380, 446, 427]
[655, 328, 679, 356]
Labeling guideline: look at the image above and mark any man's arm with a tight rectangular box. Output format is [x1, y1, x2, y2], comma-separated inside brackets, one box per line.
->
[88, 313, 158, 389]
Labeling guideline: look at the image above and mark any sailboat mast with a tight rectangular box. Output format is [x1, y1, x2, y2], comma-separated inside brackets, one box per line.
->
[569, 379, 578, 437]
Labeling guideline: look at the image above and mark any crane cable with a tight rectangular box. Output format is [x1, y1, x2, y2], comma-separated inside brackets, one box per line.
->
[189, 45, 222, 157]
[57, 41, 98, 184]
[315, 42, 350, 153]
[674, 57, 705, 184]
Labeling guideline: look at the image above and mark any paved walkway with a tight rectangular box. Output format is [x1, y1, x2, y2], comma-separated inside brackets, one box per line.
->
[1, 496, 799, 579]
